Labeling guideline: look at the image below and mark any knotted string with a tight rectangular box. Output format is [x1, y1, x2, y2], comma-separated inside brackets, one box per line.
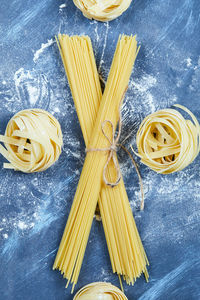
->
[86, 92, 144, 210]
[86, 118, 122, 187]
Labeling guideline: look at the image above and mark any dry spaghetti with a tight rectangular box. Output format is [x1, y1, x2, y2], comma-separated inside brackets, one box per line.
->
[135, 104, 200, 174]
[0, 109, 63, 172]
[53, 35, 149, 291]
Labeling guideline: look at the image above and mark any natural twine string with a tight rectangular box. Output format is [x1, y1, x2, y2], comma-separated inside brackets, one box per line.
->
[86, 91, 145, 210]
[86, 118, 122, 187]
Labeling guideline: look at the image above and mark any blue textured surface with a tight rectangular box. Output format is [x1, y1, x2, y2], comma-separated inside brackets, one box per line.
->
[0, 1, 200, 299]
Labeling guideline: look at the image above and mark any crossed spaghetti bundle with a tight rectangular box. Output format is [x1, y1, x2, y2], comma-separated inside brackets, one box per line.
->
[53, 34, 149, 291]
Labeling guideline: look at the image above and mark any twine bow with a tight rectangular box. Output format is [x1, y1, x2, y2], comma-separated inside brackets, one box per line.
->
[86, 118, 122, 187]
[86, 91, 144, 210]
[86, 86, 124, 188]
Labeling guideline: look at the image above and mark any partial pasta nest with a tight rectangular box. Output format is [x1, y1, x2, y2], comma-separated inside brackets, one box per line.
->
[73, 0, 132, 22]
[0, 109, 63, 172]
[73, 282, 128, 299]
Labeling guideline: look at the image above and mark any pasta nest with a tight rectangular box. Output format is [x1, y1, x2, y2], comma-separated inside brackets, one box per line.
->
[135, 104, 200, 174]
[73, 282, 128, 300]
[73, 0, 132, 22]
[0, 109, 63, 172]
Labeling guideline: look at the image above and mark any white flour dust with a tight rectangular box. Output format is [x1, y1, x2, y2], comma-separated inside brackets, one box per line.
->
[189, 56, 200, 92]
[99, 267, 111, 282]
[129, 74, 157, 113]
[59, 3, 67, 9]
[14, 68, 38, 105]
[94, 21, 100, 43]
[33, 39, 55, 63]
[98, 22, 110, 75]
[185, 57, 192, 67]
[17, 220, 28, 230]
[14, 68, 50, 108]
[0, 213, 36, 240]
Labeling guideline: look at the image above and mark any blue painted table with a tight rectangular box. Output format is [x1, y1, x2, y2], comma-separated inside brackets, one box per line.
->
[0, 1, 200, 299]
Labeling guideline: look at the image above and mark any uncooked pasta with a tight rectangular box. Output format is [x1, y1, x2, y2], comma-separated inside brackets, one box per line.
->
[73, 282, 128, 300]
[0, 109, 63, 172]
[73, 0, 132, 22]
[53, 34, 149, 291]
[135, 104, 200, 174]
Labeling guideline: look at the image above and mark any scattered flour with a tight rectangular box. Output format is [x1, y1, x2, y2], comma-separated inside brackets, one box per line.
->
[185, 57, 192, 67]
[59, 3, 67, 9]
[94, 21, 100, 43]
[0, 209, 37, 239]
[189, 56, 200, 91]
[3, 233, 8, 239]
[18, 221, 28, 230]
[98, 22, 110, 74]
[33, 212, 39, 219]
[14, 68, 39, 106]
[129, 74, 157, 113]
[54, 107, 60, 113]
[33, 39, 55, 63]
[26, 85, 38, 105]
[130, 74, 157, 94]
[14, 68, 50, 108]
[100, 267, 110, 282]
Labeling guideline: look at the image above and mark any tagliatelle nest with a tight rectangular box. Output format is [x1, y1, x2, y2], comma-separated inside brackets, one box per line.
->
[73, 282, 128, 300]
[73, 0, 132, 22]
[134, 104, 200, 174]
[0, 109, 63, 172]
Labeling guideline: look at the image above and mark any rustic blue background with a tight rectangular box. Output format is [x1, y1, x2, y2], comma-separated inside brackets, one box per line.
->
[0, 0, 200, 299]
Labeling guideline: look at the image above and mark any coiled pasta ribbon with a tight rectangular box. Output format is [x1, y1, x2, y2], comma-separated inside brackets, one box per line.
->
[73, 282, 128, 300]
[0, 109, 63, 172]
[135, 104, 200, 174]
[73, 0, 132, 22]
